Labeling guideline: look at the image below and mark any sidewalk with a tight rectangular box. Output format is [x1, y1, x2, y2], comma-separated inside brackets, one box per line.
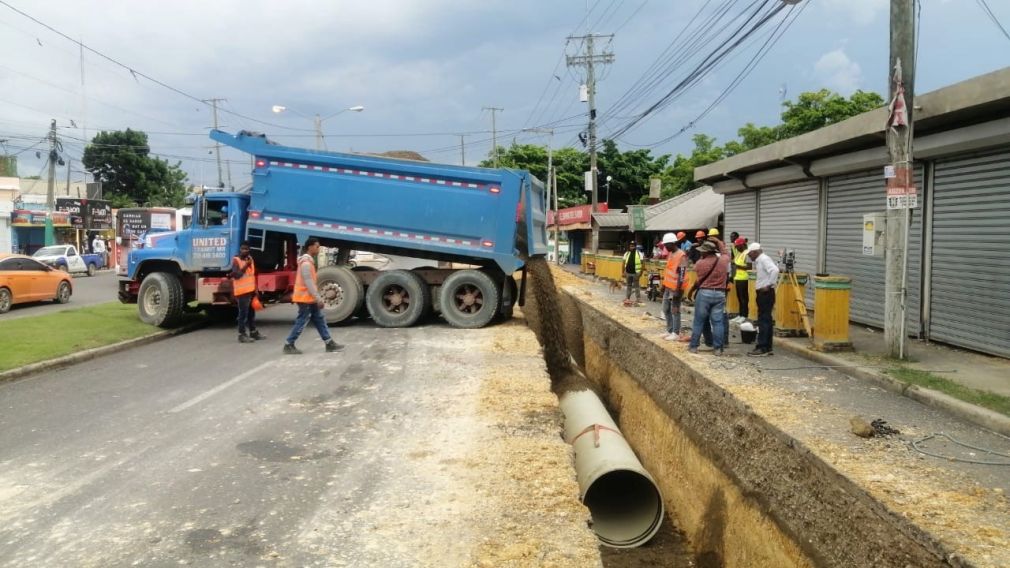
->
[560, 262, 1010, 431]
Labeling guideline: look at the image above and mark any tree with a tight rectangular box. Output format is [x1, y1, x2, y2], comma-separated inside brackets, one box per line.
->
[479, 143, 589, 208]
[82, 129, 189, 208]
[596, 139, 670, 209]
[655, 134, 727, 200]
[778, 89, 885, 138]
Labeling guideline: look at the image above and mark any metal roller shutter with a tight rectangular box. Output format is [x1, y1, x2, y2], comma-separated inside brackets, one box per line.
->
[724, 191, 757, 241]
[757, 181, 819, 305]
[825, 169, 923, 331]
[930, 148, 1010, 357]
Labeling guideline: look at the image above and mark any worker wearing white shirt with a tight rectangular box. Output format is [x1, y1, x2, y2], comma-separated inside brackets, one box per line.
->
[747, 242, 779, 356]
[91, 235, 107, 267]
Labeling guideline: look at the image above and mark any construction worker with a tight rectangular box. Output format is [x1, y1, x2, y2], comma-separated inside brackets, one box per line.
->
[747, 242, 779, 357]
[687, 237, 729, 355]
[731, 237, 750, 323]
[231, 241, 265, 343]
[283, 237, 344, 355]
[622, 241, 644, 305]
[660, 232, 689, 341]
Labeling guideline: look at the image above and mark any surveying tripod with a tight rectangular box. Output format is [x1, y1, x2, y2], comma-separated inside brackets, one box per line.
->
[780, 251, 813, 339]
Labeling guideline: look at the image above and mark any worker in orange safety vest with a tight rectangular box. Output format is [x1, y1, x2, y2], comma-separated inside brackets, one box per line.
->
[660, 231, 689, 341]
[283, 237, 344, 355]
[231, 241, 265, 343]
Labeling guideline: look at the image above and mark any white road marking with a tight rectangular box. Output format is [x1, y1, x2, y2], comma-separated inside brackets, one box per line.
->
[169, 361, 274, 413]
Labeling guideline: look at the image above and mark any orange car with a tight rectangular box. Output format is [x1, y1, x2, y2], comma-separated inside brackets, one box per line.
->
[0, 253, 73, 314]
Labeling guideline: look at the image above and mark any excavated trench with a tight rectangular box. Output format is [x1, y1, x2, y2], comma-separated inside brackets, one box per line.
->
[521, 259, 964, 568]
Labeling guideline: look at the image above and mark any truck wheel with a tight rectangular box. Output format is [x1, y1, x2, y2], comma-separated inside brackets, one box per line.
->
[497, 274, 518, 321]
[54, 281, 72, 304]
[366, 270, 430, 328]
[317, 266, 364, 324]
[138, 272, 185, 327]
[439, 270, 501, 329]
[0, 288, 11, 313]
[87, 263, 97, 277]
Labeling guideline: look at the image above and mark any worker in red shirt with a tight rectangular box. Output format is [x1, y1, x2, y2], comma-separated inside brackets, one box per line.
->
[687, 235, 729, 355]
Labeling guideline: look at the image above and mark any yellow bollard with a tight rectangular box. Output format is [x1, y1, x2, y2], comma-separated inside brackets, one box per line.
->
[813, 276, 854, 351]
[774, 273, 809, 337]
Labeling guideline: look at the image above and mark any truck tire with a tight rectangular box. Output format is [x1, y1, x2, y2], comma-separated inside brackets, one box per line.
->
[317, 266, 364, 324]
[366, 270, 430, 328]
[498, 274, 518, 321]
[138, 272, 185, 327]
[54, 281, 72, 304]
[439, 269, 500, 329]
[87, 263, 97, 277]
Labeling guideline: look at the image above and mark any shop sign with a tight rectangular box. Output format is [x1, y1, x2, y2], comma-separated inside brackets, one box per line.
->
[549, 203, 610, 226]
[10, 209, 72, 227]
[56, 198, 114, 230]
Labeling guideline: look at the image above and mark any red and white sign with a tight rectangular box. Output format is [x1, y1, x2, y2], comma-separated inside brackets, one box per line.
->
[548, 203, 609, 226]
[885, 164, 917, 209]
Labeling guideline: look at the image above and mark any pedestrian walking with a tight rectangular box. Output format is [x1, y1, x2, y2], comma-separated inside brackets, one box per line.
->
[622, 241, 643, 305]
[660, 232, 689, 341]
[687, 238, 729, 355]
[283, 238, 344, 355]
[731, 237, 750, 322]
[231, 241, 265, 343]
[746, 242, 779, 356]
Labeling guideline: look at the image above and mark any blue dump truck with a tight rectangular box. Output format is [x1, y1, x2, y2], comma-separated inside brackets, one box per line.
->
[119, 130, 548, 329]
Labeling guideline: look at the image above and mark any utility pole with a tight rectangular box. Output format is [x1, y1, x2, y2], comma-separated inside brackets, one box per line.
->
[203, 98, 226, 187]
[884, 0, 916, 359]
[567, 33, 614, 253]
[66, 158, 72, 195]
[483, 106, 503, 167]
[459, 134, 466, 166]
[45, 119, 57, 246]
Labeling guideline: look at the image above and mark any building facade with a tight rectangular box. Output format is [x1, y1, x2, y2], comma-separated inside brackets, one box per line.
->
[695, 67, 1010, 358]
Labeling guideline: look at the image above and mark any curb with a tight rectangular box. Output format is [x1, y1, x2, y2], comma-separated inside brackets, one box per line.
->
[0, 319, 209, 384]
[775, 338, 1010, 437]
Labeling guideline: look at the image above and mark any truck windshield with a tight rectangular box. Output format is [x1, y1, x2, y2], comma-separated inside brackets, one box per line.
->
[33, 246, 67, 257]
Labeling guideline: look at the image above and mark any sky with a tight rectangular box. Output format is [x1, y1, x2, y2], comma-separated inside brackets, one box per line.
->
[0, 0, 1008, 192]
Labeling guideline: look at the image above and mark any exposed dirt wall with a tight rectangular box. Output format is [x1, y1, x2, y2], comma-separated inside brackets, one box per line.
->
[568, 292, 962, 568]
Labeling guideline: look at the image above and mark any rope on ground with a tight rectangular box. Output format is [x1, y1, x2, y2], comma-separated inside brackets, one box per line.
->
[910, 432, 1010, 466]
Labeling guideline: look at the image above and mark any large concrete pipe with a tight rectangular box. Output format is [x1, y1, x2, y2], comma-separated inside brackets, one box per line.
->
[560, 389, 664, 548]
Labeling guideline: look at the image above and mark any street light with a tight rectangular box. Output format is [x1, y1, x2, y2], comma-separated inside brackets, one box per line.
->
[604, 175, 613, 205]
[271, 104, 365, 150]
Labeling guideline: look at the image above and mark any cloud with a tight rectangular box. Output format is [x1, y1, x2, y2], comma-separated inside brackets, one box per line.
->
[820, 0, 887, 26]
[814, 49, 863, 94]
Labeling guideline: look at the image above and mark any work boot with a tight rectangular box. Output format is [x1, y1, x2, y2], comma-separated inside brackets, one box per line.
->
[325, 340, 344, 353]
[249, 330, 266, 341]
[283, 343, 302, 355]
[238, 333, 254, 344]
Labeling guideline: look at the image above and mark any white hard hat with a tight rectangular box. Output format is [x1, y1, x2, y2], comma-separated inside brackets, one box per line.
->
[747, 242, 762, 252]
[661, 232, 677, 244]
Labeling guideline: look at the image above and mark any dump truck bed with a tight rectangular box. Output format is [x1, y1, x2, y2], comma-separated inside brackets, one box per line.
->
[211, 130, 547, 274]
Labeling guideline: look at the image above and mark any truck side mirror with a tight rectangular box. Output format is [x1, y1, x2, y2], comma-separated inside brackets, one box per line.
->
[198, 197, 208, 227]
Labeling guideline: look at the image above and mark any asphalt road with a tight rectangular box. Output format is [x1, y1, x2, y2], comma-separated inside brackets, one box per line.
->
[1, 270, 120, 321]
[0, 308, 596, 567]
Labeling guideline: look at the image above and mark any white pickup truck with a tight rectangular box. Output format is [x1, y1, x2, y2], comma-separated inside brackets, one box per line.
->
[32, 245, 105, 276]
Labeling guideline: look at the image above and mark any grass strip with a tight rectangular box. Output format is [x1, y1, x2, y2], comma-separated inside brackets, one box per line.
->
[886, 366, 1010, 418]
[0, 302, 194, 372]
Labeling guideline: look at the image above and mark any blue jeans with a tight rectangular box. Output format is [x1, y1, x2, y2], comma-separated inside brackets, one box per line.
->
[662, 288, 682, 334]
[285, 303, 332, 345]
[690, 289, 726, 350]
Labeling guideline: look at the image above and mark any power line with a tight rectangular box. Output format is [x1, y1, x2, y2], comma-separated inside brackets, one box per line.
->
[976, 0, 1010, 42]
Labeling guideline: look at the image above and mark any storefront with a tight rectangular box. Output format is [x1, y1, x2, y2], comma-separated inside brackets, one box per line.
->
[548, 204, 608, 265]
[10, 209, 73, 255]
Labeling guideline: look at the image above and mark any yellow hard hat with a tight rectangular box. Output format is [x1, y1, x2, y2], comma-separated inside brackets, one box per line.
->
[708, 228, 720, 236]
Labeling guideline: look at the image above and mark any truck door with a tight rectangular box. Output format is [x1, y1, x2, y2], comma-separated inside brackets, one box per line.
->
[186, 197, 233, 271]
[65, 246, 86, 272]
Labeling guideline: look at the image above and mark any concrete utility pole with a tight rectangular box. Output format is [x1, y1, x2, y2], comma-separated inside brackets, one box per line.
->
[459, 134, 466, 166]
[483, 107, 503, 167]
[204, 98, 226, 188]
[884, 0, 916, 359]
[567, 33, 614, 253]
[44, 119, 57, 245]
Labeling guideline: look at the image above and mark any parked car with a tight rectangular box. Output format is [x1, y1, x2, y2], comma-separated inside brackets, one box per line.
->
[0, 254, 73, 313]
[31, 245, 105, 276]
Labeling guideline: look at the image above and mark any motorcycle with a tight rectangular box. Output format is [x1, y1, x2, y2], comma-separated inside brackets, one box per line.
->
[646, 271, 662, 302]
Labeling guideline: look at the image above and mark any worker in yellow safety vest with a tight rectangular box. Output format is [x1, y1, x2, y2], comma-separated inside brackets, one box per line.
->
[661, 232, 689, 341]
[731, 237, 750, 323]
[231, 241, 265, 343]
[622, 241, 644, 304]
[284, 237, 344, 355]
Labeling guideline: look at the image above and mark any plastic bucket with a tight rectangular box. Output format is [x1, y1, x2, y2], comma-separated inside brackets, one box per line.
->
[740, 329, 756, 344]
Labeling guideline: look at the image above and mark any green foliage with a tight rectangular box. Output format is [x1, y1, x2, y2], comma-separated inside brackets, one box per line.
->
[480, 144, 590, 208]
[82, 129, 189, 208]
[597, 139, 670, 209]
[778, 89, 885, 138]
